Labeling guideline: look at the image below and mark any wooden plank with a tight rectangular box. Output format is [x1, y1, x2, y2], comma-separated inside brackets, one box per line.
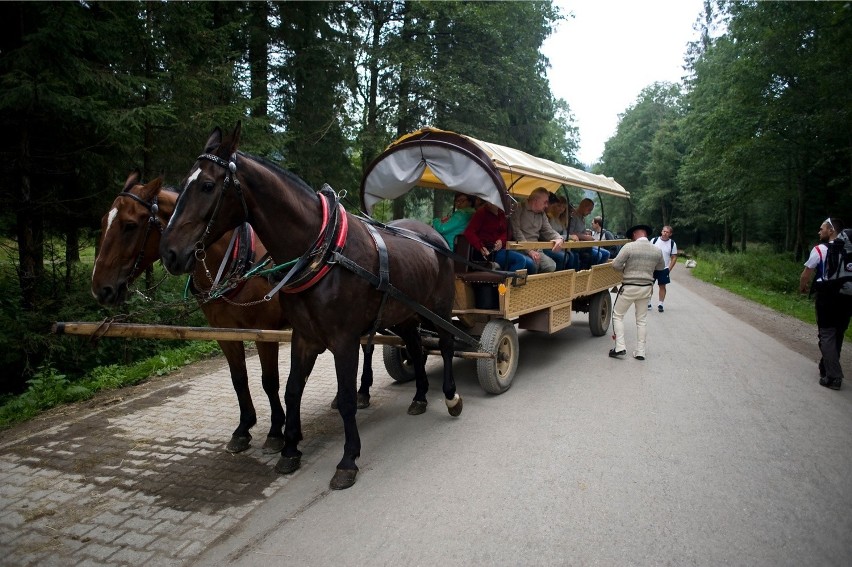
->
[508, 239, 627, 251]
[52, 322, 404, 346]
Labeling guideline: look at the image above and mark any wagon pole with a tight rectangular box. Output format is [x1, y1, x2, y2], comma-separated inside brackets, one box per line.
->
[51, 322, 494, 359]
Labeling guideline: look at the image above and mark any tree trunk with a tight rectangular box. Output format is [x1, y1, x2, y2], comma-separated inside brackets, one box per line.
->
[64, 226, 79, 291]
[739, 208, 747, 252]
[249, 1, 269, 119]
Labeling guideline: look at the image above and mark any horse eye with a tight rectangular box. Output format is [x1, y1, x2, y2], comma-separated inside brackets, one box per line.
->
[123, 222, 138, 233]
[202, 181, 215, 193]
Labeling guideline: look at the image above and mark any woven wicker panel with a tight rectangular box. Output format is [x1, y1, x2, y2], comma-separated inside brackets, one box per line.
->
[549, 303, 573, 333]
[587, 264, 623, 291]
[574, 271, 590, 295]
[505, 271, 572, 317]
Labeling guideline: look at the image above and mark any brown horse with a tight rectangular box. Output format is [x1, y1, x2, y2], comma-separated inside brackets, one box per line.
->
[159, 122, 463, 490]
[91, 172, 376, 455]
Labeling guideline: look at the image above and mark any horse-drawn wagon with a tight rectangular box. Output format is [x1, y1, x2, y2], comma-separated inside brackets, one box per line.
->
[361, 127, 629, 394]
[57, 124, 629, 488]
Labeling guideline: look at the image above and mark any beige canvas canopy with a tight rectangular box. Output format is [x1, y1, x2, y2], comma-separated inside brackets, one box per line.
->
[360, 127, 629, 214]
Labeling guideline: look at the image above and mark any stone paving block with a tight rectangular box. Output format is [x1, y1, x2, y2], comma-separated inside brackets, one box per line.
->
[75, 542, 122, 561]
[114, 529, 158, 548]
[82, 524, 127, 545]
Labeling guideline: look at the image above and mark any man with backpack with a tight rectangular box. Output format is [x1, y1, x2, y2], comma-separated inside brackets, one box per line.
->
[799, 217, 852, 390]
[649, 225, 678, 312]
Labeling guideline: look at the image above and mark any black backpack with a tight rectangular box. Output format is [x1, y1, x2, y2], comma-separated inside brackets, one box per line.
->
[817, 228, 852, 295]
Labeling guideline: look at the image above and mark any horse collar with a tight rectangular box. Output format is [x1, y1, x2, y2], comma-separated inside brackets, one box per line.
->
[264, 186, 349, 297]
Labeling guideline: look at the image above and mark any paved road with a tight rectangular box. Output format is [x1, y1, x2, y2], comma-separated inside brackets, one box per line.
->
[1, 270, 850, 566]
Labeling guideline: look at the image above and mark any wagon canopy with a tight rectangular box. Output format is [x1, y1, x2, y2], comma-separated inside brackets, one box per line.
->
[360, 127, 630, 214]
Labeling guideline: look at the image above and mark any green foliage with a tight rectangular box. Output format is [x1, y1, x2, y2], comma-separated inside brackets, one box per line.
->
[689, 244, 849, 341]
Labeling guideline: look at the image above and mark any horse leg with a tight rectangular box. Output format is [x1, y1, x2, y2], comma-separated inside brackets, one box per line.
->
[439, 329, 463, 417]
[394, 327, 430, 416]
[330, 343, 373, 410]
[329, 340, 362, 490]
[357, 343, 374, 408]
[218, 340, 257, 453]
[256, 341, 285, 454]
[274, 333, 321, 476]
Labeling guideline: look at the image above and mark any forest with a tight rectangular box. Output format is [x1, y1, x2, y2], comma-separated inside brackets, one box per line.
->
[0, 1, 849, 396]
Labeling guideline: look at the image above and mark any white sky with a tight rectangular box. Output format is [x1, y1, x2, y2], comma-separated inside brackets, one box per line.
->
[542, 0, 705, 165]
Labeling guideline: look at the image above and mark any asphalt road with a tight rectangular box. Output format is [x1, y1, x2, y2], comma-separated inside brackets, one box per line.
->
[194, 270, 852, 566]
[2, 268, 850, 566]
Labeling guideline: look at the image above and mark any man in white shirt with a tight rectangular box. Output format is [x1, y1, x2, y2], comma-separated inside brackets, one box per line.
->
[649, 225, 678, 312]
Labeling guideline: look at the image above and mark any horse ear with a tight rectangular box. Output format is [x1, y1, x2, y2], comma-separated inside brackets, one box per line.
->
[122, 169, 142, 193]
[139, 177, 163, 202]
[218, 121, 242, 156]
[231, 121, 242, 148]
[204, 127, 223, 154]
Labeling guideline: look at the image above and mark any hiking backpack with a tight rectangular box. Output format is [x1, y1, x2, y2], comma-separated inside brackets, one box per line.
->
[818, 228, 852, 295]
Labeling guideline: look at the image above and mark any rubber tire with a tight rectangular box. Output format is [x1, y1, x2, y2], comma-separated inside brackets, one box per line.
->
[588, 290, 612, 337]
[382, 345, 416, 383]
[476, 319, 519, 395]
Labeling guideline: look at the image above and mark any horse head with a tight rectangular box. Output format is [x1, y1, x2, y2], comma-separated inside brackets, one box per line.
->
[160, 122, 248, 275]
[91, 171, 172, 305]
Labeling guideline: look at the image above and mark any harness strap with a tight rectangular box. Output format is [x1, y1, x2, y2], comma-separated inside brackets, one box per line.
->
[263, 187, 349, 299]
[330, 250, 480, 348]
[355, 213, 521, 281]
[213, 227, 243, 288]
[365, 223, 391, 338]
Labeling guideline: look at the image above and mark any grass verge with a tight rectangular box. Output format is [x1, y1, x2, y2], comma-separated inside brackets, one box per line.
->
[0, 341, 220, 430]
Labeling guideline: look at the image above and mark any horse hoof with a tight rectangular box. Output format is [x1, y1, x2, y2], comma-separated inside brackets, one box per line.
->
[357, 393, 371, 409]
[330, 468, 358, 490]
[226, 435, 251, 454]
[330, 394, 339, 410]
[262, 436, 285, 454]
[407, 400, 427, 415]
[274, 454, 301, 475]
[446, 394, 463, 417]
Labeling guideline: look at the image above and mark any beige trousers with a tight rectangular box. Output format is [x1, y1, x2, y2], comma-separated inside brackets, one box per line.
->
[612, 284, 654, 357]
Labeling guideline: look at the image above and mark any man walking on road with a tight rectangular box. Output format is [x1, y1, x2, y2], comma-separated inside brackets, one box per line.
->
[650, 225, 678, 312]
[610, 224, 665, 361]
[799, 217, 851, 390]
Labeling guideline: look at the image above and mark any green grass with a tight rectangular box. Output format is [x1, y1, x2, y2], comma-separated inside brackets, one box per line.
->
[687, 243, 850, 341]
[0, 340, 221, 429]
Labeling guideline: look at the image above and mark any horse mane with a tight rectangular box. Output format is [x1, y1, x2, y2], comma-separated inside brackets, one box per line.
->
[238, 152, 316, 197]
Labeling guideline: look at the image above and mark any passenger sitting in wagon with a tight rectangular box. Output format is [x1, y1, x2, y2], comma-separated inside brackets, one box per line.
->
[568, 198, 611, 269]
[546, 195, 579, 271]
[432, 192, 475, 251]
[463, 201, 534, 273]
[509, 187, 566, 273]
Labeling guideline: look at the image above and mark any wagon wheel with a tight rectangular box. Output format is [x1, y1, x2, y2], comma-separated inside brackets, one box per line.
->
[588, 290, 612, 336]
[382, 344, 416, 383]
[476, 318, 519, 395]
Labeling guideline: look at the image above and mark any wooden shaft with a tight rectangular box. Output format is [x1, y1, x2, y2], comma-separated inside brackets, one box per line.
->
[508, 239, 627, 251]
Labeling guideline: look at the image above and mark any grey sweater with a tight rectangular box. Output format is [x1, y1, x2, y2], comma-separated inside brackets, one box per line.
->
[611, 238, 665, 285]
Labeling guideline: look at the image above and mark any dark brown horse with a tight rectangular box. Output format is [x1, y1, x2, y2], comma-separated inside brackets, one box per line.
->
[92, 172, 376, 455]
[159, 122, 463, 489]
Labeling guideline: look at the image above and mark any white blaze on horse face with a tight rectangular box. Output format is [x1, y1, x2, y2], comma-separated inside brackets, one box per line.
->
[168, 167, 202, 229]
[92, 207, 118, 284]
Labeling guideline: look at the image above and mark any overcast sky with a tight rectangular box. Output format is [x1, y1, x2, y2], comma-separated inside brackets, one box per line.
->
[542, 0, 705, 165]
